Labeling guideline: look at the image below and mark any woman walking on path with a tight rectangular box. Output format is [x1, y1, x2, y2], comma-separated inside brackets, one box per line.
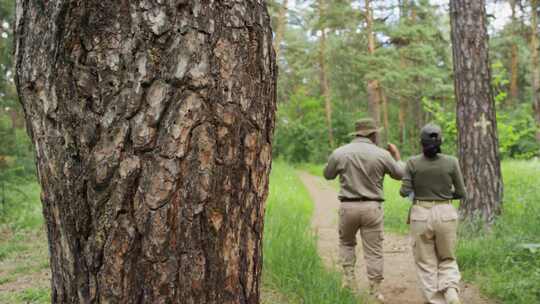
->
[400, 123, 467, 304]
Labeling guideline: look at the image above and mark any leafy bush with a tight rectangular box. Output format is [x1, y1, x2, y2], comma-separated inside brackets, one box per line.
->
[423, 99, 539, 159]
[273, 87, 364, 163]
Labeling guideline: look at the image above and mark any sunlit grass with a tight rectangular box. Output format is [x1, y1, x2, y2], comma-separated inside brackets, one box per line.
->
[263, 161, 362, 303]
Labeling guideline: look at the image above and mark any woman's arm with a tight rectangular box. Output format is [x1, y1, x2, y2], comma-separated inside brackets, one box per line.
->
[451, 158, 467, 200]
[399, 160, 414, 198]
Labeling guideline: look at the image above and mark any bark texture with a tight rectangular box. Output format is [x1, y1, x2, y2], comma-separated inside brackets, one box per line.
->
[14, 1, 277, 303]
[450, 0, 503, 223]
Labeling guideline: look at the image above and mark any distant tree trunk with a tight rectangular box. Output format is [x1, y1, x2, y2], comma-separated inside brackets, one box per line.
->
[509, 0, 519, 105]
[379, 86, 390, 143]
[398, 0, 409, 148]
[318, 0, 334, 148]
[365, 0, 382, 125]
[531, 0, 540, 140]
[273, 0, 288, 58]
[410, 1, 423, 151]
[450, 0, 504, 223]
[15, 1, 277, 303]
[399, 96, 407, 146]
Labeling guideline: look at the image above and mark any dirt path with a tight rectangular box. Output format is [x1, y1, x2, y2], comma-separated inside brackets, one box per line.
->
[299, 172, 494, 304]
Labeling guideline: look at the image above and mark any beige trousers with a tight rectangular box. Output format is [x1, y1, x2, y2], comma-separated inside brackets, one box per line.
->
[338, 201, 384, 283]
[410, 202, 461, 304]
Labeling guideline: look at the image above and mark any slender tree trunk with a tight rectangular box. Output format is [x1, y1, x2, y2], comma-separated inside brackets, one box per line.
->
[317, 0, 334, 148]
[531, 0, 540, 140]
[398, 0, 408, 148]
[15, 1, 277, 303]
[273, 0, 288, 58]
[509, 0, 519, 105]
[365, 0, 382, 125]
[410, 1, 423, 150]
[450, 0, 504, 224]
[379, 86, 390, 143]
[399, 97, 407, 147]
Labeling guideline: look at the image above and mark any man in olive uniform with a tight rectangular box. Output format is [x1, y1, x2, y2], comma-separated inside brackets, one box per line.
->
[324, 118, 405, 302]
[400, 123, 467, 304]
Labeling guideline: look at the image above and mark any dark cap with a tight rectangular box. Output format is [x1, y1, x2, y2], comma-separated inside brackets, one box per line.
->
[349, 118, 383, 137]
[420, 123, 442, 142]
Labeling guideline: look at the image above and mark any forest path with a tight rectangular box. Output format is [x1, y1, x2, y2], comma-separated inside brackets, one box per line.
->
[299, 172, 494, 304]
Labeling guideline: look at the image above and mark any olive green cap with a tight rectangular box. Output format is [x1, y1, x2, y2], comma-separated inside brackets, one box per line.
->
[349, 118, 383, 137]
[420, 123, 442, 141]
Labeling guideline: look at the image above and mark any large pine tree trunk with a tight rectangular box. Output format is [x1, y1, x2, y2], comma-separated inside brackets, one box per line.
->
[531, 0, 540, 140]
[14, 1, 277, 303]
[450, 0, 504, 223]
[365, 0, 382, 125]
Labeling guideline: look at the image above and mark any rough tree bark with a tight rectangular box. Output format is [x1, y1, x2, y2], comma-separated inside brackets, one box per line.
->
[14, 1, 277, 303]
[509, 0, 519, 105]
[273, 0, 288, 59]
[365, 0, 382, 125]
[531, 0, 540, 140]
[450, 0, 504, 223]
[317, 0, 334, 148]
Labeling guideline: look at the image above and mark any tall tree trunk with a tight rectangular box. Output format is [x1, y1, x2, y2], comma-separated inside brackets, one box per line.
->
[317, 0, 334, 147]
[273, 0, 288, 58]
[365, 0, 381, 125]
[531, 0, 540, 140]
[410, 1, 423, 151]
[319, 28, 335, 148]
[509, 0, 519, 105]
[399, 96, 407, 147]
[398, 0, 408, 148]
[14, 1, 277, 303]
[450, 0, 504, 224]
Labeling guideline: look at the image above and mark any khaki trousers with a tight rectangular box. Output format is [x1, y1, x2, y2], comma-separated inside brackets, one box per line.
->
[339, 201, 384, 283]
[410, 202, 461, 304]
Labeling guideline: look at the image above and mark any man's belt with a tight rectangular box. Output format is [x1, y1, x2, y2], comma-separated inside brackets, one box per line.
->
[339, 197, 384, 202]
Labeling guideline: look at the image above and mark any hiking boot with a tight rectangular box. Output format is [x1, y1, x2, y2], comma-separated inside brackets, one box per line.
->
[369, 281, 385, 303]
[444, 288, 461, 304]
[341, 266, 358, 292]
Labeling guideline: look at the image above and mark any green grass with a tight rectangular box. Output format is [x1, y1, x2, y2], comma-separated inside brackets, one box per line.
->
[263, 162, 362, 303]
[300, 160, 540, 304]
[0, 181, 43, 231]
[0, 287, 50, 304]
[456, 161, 540, 303]
[0, 180, 50, 304]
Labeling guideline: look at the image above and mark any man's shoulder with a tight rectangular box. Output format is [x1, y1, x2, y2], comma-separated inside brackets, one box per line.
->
[340, 141, 388, 155]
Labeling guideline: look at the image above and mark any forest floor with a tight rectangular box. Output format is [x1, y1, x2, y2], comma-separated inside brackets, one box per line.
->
[300, 172, 495, 304]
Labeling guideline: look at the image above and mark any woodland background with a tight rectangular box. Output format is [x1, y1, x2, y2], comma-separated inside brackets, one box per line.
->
[0, 1, 539, 303]
[2, 0, 540, 185]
